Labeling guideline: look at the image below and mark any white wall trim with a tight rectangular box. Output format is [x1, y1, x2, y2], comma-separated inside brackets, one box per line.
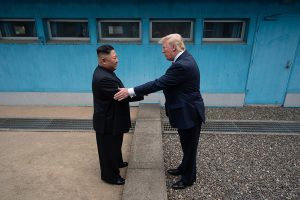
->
[284, 93, 300, 107]
[130, 93, 165, 106]
[133, 92, 246, 107]
[0, 92, 93, 106]
[0, 92, 246, 107]
[202, 93, 245, 107]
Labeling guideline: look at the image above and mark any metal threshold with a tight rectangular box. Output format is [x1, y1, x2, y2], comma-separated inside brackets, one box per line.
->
[0, 118, 135, 132]
[162, 120, 300, 135]
[0, 118, 299, 135]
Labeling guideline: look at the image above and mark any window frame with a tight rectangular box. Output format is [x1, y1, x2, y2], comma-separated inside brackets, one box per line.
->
[98, 19, 142, 42]
[47, 19, 90, 41]
[0, 19, 38, 40]
[202, 19, 246, 42]
[150, 19, 194, 42]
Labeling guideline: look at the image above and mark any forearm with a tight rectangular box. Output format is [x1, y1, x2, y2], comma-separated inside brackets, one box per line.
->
[134, 80, 163, 96]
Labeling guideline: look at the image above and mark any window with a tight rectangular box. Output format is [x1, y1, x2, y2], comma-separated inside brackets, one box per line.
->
[150, 20, 193, 42]
[98, 20, 141, 42]
[203, 20, 247, 42]
[47, 19, 89, 41]
[0, 19, 37, 40]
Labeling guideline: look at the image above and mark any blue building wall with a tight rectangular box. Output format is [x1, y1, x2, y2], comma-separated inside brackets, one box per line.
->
[245, 15, 300, 105]
[0, 0, 300, 106]
[288, 41, 300, 93]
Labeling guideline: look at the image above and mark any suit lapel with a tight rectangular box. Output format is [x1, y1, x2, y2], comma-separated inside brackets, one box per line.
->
[114, 75, 124, 87]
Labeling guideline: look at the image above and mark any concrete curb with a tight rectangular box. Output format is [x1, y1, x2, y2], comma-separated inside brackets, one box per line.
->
[122, 103, 167, 200]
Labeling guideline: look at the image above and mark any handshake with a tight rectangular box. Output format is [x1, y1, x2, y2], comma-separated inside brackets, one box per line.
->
[114, 88, 130, 101]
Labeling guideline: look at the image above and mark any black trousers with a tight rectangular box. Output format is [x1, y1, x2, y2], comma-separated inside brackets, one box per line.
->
[177, 122, 202, 185]
[95, 132, 124, 182]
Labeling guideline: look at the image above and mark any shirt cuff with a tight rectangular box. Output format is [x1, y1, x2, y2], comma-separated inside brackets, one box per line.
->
[128, 88, 136, 98]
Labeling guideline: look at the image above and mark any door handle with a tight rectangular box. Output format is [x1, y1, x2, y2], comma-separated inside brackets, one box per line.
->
[285, 61, 292, 69]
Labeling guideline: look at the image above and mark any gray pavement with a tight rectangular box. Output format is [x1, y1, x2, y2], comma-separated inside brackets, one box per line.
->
[0, 105, 299, 200]
[0, 131, 131, 200]
[0, 106, 138, 200]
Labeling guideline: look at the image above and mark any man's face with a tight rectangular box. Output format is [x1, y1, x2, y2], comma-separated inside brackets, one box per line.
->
[99, 50, 119, 71]
[162, 42, 175, 61]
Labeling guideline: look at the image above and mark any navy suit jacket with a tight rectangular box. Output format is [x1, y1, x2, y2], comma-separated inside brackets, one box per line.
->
[134, 51, 205, 129]
[92, 66, 143, 135]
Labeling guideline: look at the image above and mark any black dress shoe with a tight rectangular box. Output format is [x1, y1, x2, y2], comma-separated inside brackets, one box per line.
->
[103, 177, 125, 185]
[115, 177, 125, 185]
[171, 180, 192, 190]
[167, 168, 181, 176]
[119, 162, 128, 168]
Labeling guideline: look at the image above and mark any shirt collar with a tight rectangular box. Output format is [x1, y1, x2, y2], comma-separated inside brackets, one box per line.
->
[173, 50, 184, 63]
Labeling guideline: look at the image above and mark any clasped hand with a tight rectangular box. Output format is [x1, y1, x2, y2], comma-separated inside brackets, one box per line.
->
[114, 88, 129, 101]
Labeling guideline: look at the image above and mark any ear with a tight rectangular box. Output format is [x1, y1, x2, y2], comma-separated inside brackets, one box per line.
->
[172, 45, 176, 51]
[98, 56, 105, 65]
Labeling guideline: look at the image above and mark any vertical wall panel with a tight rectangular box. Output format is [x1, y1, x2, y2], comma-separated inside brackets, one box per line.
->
[0, 0, 299, 106]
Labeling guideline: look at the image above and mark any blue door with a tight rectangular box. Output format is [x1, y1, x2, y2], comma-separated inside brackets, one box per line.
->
[245, 17, 300, 105]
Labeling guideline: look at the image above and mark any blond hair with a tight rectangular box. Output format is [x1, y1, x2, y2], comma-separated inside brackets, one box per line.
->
[158, 33, 185, 51]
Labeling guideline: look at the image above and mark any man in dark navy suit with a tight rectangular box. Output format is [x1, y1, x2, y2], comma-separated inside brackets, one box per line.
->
[92, 45, 143, 185]
[114, 34, 205, 189]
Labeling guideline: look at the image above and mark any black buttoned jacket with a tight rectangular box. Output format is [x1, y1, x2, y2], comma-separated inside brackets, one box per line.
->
[92, 66, 143, 135]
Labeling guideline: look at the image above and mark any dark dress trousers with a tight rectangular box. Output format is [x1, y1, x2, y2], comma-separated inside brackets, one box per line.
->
[92, 65, 142, 183]
[134, 51, 205, 184]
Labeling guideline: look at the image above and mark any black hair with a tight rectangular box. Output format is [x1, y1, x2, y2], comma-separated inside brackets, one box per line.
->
[97, 45, 114, 56]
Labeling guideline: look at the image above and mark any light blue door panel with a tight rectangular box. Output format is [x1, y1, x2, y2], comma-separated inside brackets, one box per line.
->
[245, 17, 300, 105]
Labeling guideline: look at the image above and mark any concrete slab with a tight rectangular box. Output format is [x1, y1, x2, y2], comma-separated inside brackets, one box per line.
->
[122, 169, 168, 200]
[0, 131, 132, 200]
[123, 103, 167, 200]
[133, 120, 162, 135]
[135, 103, 161, 120]
[129, 123, 164, 169]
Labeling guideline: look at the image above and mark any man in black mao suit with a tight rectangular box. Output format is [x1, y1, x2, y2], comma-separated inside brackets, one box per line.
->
[92, 45, 143, 185]
[114, 34, 205, 189]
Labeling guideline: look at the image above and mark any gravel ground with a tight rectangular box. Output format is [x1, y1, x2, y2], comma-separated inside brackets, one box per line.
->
[163, 107, 300, 200]
[205, 107, 300, 121]
[161, 107, 300, 121]
[163, 134, 300, 200]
